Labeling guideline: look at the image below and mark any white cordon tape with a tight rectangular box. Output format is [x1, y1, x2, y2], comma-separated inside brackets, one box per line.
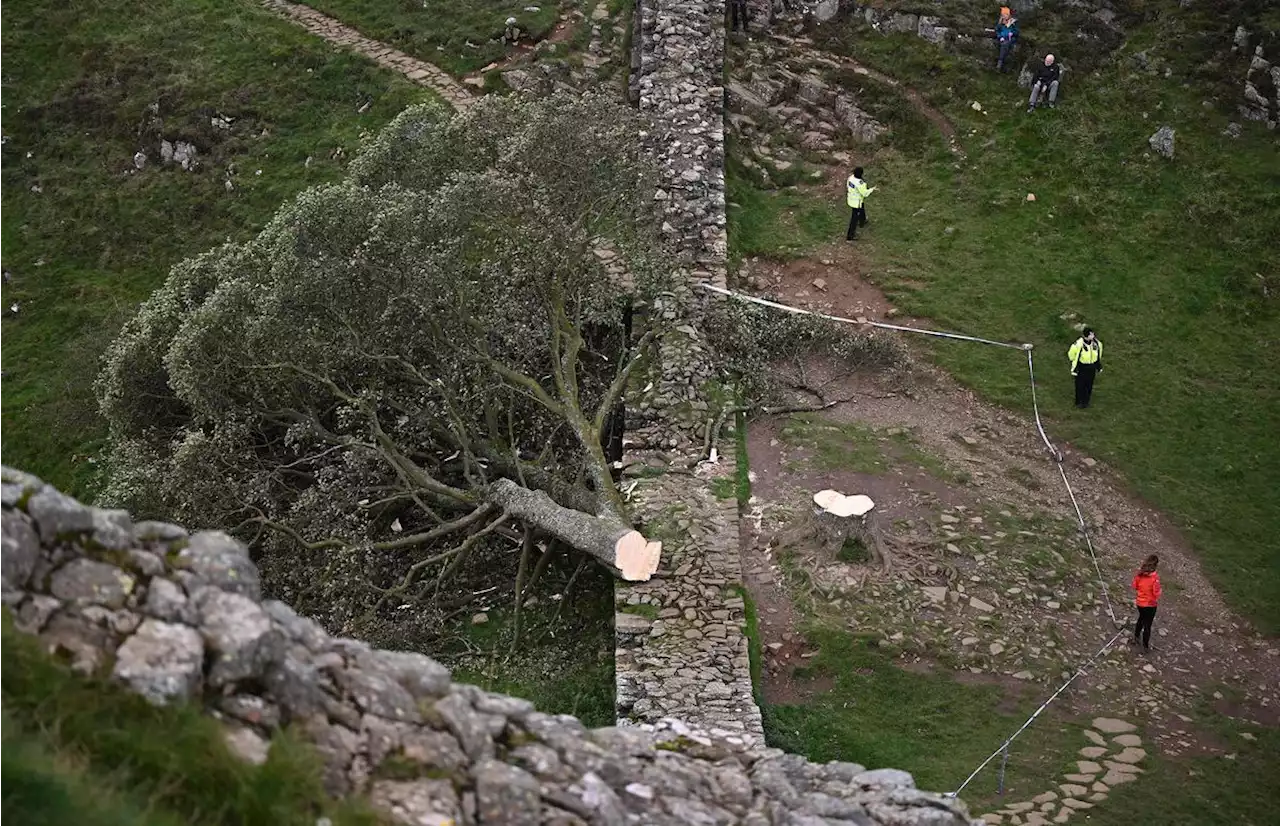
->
[697, 281, 1130, 793]
[698, 282, 1028, 350]
[1056, 463, 1119, 625]
[1025, 346, 1063, 462]
[944, 629, 1129, 798]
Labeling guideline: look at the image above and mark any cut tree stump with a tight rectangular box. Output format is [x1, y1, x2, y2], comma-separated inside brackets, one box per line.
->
[775, 490, 888, 569]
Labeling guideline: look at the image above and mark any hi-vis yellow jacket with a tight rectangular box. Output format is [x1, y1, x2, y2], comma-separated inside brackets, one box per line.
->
[847, 175, 875, 208]
[1067, 337, 1102, 373]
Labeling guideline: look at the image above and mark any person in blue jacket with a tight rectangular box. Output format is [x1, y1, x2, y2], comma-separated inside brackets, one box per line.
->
[995, 7, 1020, 72]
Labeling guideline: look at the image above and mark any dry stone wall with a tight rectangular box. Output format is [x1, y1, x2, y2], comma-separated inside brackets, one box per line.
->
[2, 466, 979, 825]
[615, 0, 767, 751]
[614, 440, 763, 747]
[631, 0, 729, 289]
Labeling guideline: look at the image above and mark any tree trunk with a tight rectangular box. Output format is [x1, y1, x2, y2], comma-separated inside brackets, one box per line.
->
[773, 491, 887, 568]
[484, 478, 660, 581]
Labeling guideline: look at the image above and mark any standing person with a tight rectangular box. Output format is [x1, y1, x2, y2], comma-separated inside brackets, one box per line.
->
[1028, 54, 1062, 112]
[1131, 554, 1162, 651]
[995, 7, 1019, 72]
[1067, 327, 1102, 408]
[730, 0, 749, 32]
[845, 167, 876, 241]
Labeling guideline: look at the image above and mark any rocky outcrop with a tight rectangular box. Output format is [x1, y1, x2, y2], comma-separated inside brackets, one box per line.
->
[2, 466, 979, 825]
[1233, 27, 1279, 129]
[727, 56, 888, 159]
[849, 5, 956, 49]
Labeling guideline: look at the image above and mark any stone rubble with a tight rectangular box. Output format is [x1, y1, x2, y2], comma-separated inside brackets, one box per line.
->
[2, 466, 980, 825]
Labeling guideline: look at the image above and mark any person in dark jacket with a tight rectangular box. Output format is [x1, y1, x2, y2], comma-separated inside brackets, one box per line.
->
[1130, 554, 1162, 651]
[995, 8, 1020, 72]
[1028, 54, 1062, 111]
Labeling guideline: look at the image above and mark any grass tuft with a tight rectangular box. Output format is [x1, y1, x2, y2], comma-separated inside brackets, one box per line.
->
[1, 620, 377, 826]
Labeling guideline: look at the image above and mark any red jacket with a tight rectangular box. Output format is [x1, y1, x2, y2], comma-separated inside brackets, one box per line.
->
[1132, 570, 1161, 607]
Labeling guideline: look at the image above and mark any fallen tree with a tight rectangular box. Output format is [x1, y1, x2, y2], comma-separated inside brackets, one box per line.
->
[96, 93, 677, 632]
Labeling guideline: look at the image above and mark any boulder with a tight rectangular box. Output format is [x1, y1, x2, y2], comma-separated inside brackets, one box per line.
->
[2, 512, 40, 591]
[888, 13, 919, 34]
[50, 559, 135, 609]
[917, 16, 950, 45]
[113, 619, 205, 704]
[1148, 126, 1175, 159]
[26, 486, 94, 541]
[195, 588, 283, 686]
[177, 531, 262, 599]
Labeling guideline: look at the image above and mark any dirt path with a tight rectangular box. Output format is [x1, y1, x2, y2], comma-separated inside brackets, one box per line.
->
[734, 253, 1279, 817]
[259, 0, 476, 109]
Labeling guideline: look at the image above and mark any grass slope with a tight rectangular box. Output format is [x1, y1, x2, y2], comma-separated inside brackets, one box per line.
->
[764, 628, 1077, 805]
[752, 623, 1280, 823]
[306, 0, 561, 75]
[1, 0, 428, 497]
[1, 622, 377, 826]
[729, 9, 1280, 823]
[729, 22, 1280, 632]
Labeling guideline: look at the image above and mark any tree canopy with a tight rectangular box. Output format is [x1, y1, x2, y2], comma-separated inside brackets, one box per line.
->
[97, 93, 676, 634]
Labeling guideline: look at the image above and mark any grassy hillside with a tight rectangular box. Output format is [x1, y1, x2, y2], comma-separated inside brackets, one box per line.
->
[0, 0, 429, 497]
[1, 623, 378, 826]
[730, 9, 1280, 633]
[307, 0, 562, 75]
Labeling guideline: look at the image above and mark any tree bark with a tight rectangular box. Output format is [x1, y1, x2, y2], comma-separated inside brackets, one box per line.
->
[774, 491, 887, 568]
[484, 478, 660, 581]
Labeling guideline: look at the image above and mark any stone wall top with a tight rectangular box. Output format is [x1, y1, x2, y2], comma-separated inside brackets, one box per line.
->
[633, 0, 729, 289]
[2, 465, 978, 825]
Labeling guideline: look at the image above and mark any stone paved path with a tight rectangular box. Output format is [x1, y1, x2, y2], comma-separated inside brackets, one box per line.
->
[981, 718, 1145, 825]
[260, 0, 475, 109]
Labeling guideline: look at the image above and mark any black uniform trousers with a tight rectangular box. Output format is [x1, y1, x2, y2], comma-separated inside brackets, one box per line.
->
[1074, 363, 1098, 407]
[846, 207, 868, 240]
[730, 0, 748, 30]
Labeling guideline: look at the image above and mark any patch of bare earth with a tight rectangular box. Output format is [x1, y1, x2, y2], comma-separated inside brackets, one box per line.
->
[738, 482, 827, 704]
[735, 254, 1280, 762]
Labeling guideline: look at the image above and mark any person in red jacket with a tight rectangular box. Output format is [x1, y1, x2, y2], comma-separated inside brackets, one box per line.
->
[1131, 554, 1162, 650]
